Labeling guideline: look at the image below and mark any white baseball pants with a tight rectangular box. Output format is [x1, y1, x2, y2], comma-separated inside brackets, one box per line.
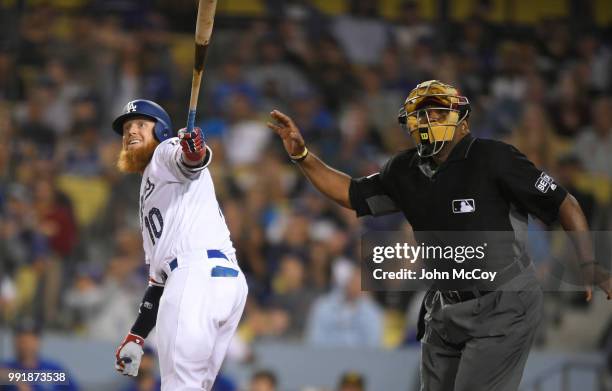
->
[156, 252, 247, 391]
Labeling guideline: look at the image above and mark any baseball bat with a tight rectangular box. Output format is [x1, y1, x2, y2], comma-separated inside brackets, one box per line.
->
[186, 0, 218, 133]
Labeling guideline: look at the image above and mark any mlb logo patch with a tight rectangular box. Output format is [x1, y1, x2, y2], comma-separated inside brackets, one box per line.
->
[452, 199, 475, 214]
[535, 172, 557, 193]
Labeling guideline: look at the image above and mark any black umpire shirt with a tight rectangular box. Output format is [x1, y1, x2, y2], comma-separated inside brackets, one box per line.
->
[349, 134, 568, 275]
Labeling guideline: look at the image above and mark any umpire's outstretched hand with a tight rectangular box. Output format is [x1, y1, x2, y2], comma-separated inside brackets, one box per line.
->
[267, 110, 306, 157]
[266, 109, 352, 208]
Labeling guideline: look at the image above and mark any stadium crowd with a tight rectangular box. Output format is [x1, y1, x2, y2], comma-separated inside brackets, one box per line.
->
[0, 0, 611, 388]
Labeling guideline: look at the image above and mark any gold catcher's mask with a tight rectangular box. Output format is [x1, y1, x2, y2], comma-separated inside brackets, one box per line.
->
[398, 80, 471, 157]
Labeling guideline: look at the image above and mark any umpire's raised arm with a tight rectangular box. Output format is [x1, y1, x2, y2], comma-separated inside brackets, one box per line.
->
[268, 110, 352, 208]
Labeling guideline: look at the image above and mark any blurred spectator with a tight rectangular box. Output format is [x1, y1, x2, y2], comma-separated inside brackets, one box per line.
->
[453, 17, 492, 92]
[549, 68, 589, 136]
[336, 100, 382, 168]
[211, 372, 238, 391]
[13, 84, 58, 157]
[308, 35, 358, 112]
[393, 1, 433, 53]
[32, 180, 77, 259]
[43, 59, 84, 134]
[505, 104, 566, 169]
[249, 369, 277, 391]
[306, 266, 383, 347]
[0, 183, 59, 323]
[109, 37, 144, 119]
[379, 48, 414, 96]
[141, 43, 174, 105]
[0, 48, 25, 101]
[269, 254, 319, 338]
[224, 92, 271, 166]
[0, 185, 32, 276]
[222, 198, 271, 302]
[246, 34, 309, 107]
[57, 120, 106, 177]
[309, 240, 333, 286]
[64, 258, 141, 341]
[574, 96, 612, 178]
[535, 20, 572, 75]
[31, 179, 77, 326]
[64, 228, 143, 340]
[555, 154, 596, 225]
[70, 95, 100, 128]
[576, 33, 611, 93]
[356, 67, 402, 138]
[267, 211, 311, 272]
[63, 266, 104, 331]
[211, 59, 259, 115]
[490, 42, 527, 103]
[337, 371, 365, 391]
[1, 318, 79, 390]
[287, 89, 337, 156]
[331, 0, 391, 66]
[16, 7, 53, 68]
[0, 273, 16, 321]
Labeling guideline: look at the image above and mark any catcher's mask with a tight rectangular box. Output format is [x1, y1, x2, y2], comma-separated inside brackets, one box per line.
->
[398, 80, 471, 157]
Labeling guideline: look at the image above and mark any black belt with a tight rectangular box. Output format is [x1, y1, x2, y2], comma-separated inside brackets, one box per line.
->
[440, 256, 530, 302]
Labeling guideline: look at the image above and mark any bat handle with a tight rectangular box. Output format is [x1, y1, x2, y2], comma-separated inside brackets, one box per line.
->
[186, 109, 197, 133]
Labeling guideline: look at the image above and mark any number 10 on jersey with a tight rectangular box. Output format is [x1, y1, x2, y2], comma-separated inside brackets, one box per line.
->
[144, 207, 164, 245]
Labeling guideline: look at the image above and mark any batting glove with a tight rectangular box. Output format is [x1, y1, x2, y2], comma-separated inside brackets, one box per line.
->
[115, 333, 145, 376]
[178, 127, 206, 163]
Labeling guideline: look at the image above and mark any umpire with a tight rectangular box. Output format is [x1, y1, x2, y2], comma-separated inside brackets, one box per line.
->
[268, 80, 611, 391]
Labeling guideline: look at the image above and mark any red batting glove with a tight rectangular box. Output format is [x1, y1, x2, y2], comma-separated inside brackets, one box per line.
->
[115, 333, 145, 376]
[178, 127, 206, 164]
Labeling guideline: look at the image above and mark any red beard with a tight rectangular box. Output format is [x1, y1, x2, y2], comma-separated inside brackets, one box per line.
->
[116, 140, 158, 174]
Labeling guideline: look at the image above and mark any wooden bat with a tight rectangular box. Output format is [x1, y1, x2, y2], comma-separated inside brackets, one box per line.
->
[186, 0, 218, 132]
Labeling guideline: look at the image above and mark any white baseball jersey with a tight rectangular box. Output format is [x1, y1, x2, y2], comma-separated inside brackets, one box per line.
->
[138, 138, 235, 283]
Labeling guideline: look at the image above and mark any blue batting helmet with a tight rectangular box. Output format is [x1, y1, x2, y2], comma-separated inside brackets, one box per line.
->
[112, 99, 174, 142]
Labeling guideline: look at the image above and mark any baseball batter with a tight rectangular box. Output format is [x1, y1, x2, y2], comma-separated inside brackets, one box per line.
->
[268, 80, 611, 391]
[112, 99, 247, 391]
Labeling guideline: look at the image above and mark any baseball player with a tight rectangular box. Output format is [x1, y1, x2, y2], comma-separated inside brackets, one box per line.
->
[112, 99, 248, 391]
[268, 80, 611, 391]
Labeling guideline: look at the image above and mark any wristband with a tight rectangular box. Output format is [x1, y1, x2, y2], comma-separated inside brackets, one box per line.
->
[125, 333, 145, 346]
[290, 147, 309, 163]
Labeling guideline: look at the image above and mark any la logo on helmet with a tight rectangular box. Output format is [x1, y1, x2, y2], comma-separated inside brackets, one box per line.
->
[126, 101, 138, 113]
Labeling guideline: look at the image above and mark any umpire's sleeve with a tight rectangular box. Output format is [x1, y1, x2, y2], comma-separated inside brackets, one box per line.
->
[495, 143, 567, 224]
[349, 173, 399, 217]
